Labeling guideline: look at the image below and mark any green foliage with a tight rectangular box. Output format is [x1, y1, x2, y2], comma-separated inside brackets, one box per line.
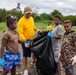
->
[0, 8, 7, 22]
[35, 22, 47, 31]
[0, 22, 7, 31]
[62, 15, 76, 26]
[40, 13, 53, 22]
[10, 8, 23, 20]
[32, 12, 53, 22]
[35, 16, 41, 22]
[16, 3, 21, 11]
[51, 9, 63, 17]
[32, 13, 41, 22]
[0, 3, 23, 22]
[10, 3, 23, 20]
[0, 3, 76, 24]
[0, 22, 76, 32]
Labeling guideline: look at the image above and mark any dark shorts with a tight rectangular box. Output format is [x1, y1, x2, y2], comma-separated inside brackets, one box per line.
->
[21, 42, 31, 57]
[62, 62, 74, 74]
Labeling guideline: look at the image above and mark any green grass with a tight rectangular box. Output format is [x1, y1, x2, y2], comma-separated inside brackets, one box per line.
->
[0, 22, 76, 32]
[35, 22, 47, 31]
[35, 22, 76, 32]
[0, 22, 7, 32]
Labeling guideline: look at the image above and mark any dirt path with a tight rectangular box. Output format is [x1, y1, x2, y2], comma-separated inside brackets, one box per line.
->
[0, 32, 76, 75]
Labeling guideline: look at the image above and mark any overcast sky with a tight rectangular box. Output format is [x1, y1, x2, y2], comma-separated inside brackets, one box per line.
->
[0, 0, 76, 16]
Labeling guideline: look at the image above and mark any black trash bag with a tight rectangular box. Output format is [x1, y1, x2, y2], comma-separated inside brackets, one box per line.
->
[30, 31, 57, 75]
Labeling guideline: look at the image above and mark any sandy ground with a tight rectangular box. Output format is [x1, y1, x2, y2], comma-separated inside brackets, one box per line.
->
[0, 32, 76, 75]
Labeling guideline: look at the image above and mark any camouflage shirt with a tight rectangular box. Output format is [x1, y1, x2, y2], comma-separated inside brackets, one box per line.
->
[61, 30, 76, 66]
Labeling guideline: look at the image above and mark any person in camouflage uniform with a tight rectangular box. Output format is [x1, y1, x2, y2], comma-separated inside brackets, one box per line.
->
[60, 20, 76, 75]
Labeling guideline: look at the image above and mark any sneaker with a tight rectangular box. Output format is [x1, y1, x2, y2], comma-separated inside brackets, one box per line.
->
[23, 69, 28, 75]
[7, 73, 11, 75]
[31, 61, 36, 68]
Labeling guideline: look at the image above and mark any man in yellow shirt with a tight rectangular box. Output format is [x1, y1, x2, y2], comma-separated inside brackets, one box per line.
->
[17, 6, 41, 75]
[47, 20, 52, 31]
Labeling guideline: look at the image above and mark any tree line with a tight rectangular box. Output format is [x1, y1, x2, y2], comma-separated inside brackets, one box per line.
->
[0, 3, 76, 25]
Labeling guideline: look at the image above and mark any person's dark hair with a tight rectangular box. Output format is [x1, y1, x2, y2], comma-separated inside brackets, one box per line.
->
[54, 14, 62, 21]
[6, 14, 11, 20]
[48, 20, 51, 23]
[63, 20, 72, 25]
[6, 14, 16, 27]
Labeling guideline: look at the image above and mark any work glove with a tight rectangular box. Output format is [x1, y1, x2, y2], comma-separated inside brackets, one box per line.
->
[70, 55, 76, 66]
[24, 40, 31, 48]
[47, 31, 53, 38]
[0, 58, 4, 67]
